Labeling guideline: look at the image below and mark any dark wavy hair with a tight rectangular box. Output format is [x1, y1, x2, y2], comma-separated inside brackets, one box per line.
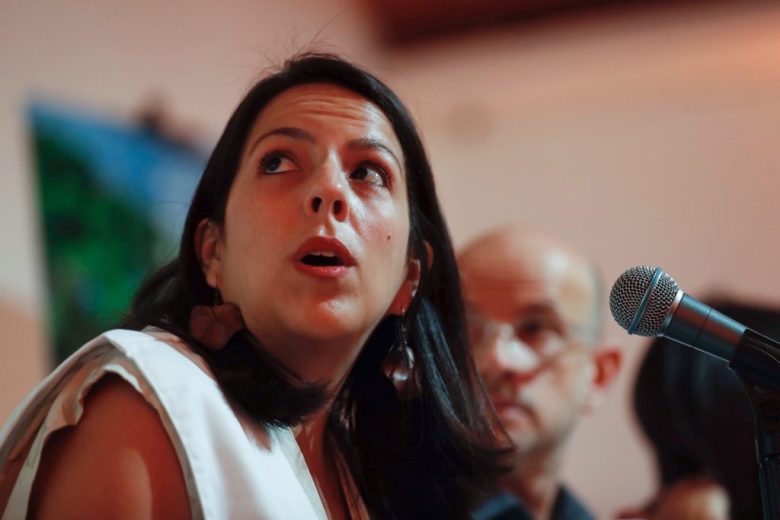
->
[125, 53, 507, 518]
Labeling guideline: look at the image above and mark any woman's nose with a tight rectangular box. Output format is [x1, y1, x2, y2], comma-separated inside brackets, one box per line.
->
[305, 159, 349, 222]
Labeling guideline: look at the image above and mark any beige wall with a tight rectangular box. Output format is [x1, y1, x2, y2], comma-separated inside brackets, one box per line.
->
[3, 1, 780, 516]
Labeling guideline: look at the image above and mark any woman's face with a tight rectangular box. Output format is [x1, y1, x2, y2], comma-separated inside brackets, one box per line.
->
[199, 83, 415, 373]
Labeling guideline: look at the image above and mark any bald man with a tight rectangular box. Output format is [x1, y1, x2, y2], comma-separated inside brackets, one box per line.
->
[462, 228, 622, 520]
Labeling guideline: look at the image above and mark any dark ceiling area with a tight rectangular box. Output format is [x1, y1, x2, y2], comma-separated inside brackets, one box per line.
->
[361, 0, 769, 45]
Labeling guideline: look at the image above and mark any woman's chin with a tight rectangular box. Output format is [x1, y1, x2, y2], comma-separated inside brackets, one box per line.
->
[247, 295, 382, 347]
[285, 308, 368, 344]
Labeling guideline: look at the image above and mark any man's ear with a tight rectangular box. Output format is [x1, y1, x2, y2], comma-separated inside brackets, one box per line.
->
[387, 241, 433, 316]
[583, 345, 622, 413]
[194, 219, 223, 289]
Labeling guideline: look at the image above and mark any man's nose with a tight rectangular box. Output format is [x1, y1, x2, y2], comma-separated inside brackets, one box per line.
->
[304, 158, 349, 221]
[479, 328, 542, 384]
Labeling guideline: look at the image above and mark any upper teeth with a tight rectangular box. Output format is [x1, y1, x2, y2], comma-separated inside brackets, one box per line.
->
[310, 251, 336, 257]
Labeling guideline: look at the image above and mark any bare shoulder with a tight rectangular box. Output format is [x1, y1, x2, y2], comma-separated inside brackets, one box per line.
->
[30, 375, 190, 519]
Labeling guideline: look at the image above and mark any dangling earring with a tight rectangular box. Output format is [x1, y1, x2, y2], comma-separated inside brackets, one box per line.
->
[382, 316, 421, 400]
[189, 289, 245, 351]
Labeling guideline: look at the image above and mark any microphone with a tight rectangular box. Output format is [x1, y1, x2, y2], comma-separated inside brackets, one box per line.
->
[609, 265, 780, 389]
[612, 266, 780, 517]
[608, 266, 745, 361]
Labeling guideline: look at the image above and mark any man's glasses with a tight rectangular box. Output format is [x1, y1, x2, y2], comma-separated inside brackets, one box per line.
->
[467, 310, 594, 372]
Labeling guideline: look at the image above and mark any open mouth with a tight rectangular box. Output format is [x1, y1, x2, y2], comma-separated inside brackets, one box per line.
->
[301, 251, 345, 267]
[294, 236, 356, 277]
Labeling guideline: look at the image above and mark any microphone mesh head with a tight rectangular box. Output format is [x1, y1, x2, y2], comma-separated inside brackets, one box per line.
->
[609, 266, 680, 336]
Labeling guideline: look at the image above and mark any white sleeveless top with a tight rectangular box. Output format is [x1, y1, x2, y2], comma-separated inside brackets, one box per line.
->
[0, 328, 366, 519]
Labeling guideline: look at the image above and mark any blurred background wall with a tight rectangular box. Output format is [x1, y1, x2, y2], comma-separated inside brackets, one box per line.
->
[2, 0, 780, 516]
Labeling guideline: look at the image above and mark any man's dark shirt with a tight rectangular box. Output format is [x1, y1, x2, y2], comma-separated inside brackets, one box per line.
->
[473, 486, 594, 520]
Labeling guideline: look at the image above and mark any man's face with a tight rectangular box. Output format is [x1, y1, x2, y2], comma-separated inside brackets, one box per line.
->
[461, 233, 599, 456]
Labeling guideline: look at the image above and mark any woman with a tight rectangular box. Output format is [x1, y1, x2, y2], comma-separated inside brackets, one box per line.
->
[0, 54, 506, 518]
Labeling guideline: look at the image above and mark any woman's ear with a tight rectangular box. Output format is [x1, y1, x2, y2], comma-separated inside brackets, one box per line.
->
[387, 241, 433, 316]
[194, 219, 223, 289]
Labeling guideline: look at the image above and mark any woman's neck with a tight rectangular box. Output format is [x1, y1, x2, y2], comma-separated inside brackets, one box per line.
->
[255, 327, 371, 388]
[296, 408, 349, 520]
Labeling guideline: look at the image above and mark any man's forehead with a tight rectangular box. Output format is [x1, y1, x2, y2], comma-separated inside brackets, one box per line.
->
[464, 283, 527, 312]
[460, 232, 596, 324]
[463, 262, 566, 319]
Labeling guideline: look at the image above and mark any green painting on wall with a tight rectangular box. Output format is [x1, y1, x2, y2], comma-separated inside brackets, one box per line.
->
[29, 101, 206, 364]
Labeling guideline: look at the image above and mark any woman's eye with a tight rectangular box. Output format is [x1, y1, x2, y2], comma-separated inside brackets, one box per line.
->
[350, 163, 388, 187]
[260, 152, 296, 175]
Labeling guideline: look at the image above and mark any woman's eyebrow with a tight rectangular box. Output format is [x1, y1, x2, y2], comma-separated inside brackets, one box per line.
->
[347, 137, 402, 170]
[246, 127, 315, 157]
[245, 129, 402, 170]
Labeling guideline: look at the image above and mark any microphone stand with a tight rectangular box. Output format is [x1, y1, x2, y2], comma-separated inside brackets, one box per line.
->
[730, 329, 780, 520]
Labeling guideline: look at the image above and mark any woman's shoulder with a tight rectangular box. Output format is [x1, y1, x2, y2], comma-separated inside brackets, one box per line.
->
[1, 329, 211, 518]
[2, 328, 325, 519]
[101, 327, 218, 386]
[29, 375, 191, 518]
[102, 327, 211, 373]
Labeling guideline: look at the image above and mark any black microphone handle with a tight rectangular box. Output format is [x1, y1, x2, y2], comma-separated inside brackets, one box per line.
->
[663, 293, 746, 363]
